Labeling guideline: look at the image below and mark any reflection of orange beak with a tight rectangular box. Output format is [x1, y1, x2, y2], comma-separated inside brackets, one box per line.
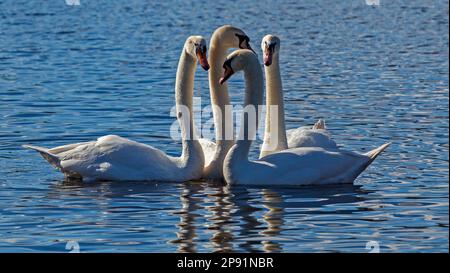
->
[263, 46, 274, 66]
[196, 50, 210, 71]
[219, 65, 234, 85]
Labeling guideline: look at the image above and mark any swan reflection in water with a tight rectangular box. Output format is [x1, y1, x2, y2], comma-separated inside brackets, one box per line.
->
[170, 181, 370, 253]
[46, 180, 371, 252]
[169, 181, 203, 253]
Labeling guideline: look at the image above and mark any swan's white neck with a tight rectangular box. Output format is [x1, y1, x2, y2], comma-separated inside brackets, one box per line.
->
[260, 54, 288, 158]
[209, 43, 233, 143]
[226, 60, 264, 168]
[204, 35, 235, 177]
[175, 50, 204, 171]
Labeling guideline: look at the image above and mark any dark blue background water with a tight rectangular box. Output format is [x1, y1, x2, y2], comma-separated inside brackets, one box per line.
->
[0, 0, 448, 252]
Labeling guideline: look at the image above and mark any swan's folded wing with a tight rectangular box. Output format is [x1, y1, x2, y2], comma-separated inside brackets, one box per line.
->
[286, 126, 310, 140]
[287, 129, 337, 149]
[48, 141, 94, 155]
[260, 147, 370, 185]
[57, 135, 174, 180]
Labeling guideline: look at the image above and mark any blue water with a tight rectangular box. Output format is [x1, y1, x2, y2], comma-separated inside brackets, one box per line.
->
[0, 0, 448, 252]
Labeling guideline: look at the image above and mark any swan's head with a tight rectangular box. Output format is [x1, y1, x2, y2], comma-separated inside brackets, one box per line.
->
[261, 35, 280, 66]
[185, 36, 210, 70]
[219, 49, 258, 85]
[213, 25, 255, 53]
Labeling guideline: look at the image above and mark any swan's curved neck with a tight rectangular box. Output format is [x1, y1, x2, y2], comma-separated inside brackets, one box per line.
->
[260, 55, 288, 158]
[209, 43, 233, 140]
[204, 36, 235, 177]
[175, 50, 204, 169]
[228, 61, 264, 164]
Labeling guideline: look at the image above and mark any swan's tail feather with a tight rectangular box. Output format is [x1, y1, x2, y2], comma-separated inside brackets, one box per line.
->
[313, 119, 326, 130]
[364, 142, 391, 165]
[342, 142, 391, 183]
[22, 145, 62, 170]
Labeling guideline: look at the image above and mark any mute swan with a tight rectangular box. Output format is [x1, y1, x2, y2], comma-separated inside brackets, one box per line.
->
[220, 49, 390, 186]
[200, 25, 254, 179]
[260, 35, 337, 158]
[23, 36, 210, 182]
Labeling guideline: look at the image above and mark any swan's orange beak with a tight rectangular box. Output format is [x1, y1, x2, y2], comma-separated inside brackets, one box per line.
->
[219, 62, 234, 85]
[263, 44, 275, 66]
[196, 46, 210, 71]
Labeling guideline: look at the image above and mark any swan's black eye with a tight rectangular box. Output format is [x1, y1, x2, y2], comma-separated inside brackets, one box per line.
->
[178, 112, 182, 118]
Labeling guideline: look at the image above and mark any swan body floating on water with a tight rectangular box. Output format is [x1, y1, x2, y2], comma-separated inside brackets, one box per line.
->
[200, 25, 255, 179]
[220, 49, 390, 186]
[24, 36, 210, 182]
[259, 35, 337, 158]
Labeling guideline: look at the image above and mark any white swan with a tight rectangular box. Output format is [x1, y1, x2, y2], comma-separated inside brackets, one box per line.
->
[23, 36, 210, 182]
[200, 25, 254, 179]
[260, 35, 337, 158]
[220, 49, 390, 186]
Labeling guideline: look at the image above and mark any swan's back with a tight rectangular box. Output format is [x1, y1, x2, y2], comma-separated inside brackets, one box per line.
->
[287, 128, 337, 149]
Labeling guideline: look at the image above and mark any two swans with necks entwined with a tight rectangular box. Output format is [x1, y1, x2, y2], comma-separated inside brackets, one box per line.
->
[199, 25, 254, 179]
[260, 35, 337, 158]
[23, 36, 210, 182]
[220, 49, 390, 186]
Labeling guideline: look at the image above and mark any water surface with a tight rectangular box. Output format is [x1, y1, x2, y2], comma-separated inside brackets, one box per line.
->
[0, 0, 448, 252]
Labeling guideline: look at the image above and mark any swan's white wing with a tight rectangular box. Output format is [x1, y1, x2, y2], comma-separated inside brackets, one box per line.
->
[25, 135, 180, 181]
[287, 128, 337, 149]
[238, 146, 379, 186]
[286, 119, 337, 149]
[274, 148, 366, 184]
[62, 135, 175, 180]
[48, 141, 94, 154]
[199, 138, 216, 167]
[286, 126, 312, 141]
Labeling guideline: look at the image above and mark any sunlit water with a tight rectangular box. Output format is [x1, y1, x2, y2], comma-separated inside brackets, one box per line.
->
[0, 0, 448, 252]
